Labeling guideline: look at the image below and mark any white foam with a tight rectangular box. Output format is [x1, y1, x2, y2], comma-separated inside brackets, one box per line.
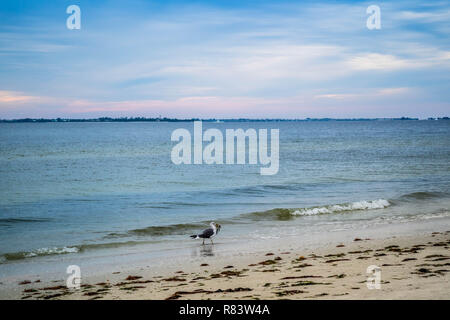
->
[24, 246, 79, 258]
[291, 199, 390, 216]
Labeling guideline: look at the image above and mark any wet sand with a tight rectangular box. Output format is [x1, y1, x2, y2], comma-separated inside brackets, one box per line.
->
[13, 230, 450, 300]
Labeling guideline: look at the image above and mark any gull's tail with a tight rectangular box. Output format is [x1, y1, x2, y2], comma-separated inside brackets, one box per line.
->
[190, 234, 199, 239]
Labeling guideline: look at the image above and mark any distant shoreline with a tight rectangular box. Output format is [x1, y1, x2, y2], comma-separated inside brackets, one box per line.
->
[1, 116, 449, 123]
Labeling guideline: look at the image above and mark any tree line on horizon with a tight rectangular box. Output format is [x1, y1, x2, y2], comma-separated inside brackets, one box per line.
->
[2, 116, 448, 123]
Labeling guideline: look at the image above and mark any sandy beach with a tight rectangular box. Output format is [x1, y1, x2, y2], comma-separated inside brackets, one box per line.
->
[12, 230, 449, 300]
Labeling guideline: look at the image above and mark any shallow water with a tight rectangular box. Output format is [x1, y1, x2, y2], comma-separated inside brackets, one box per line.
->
[0, 120, 449, 272]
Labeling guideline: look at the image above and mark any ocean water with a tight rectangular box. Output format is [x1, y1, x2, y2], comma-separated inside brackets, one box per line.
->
[0, 120, 449, 273]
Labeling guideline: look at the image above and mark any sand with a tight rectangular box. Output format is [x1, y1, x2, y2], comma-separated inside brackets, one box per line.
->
[13, 230, 450, 300]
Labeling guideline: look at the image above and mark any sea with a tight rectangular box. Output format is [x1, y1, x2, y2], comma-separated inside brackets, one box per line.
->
[0, 120, 449, 283]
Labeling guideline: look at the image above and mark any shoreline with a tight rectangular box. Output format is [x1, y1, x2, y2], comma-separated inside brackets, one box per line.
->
[5, 229, 449, 300]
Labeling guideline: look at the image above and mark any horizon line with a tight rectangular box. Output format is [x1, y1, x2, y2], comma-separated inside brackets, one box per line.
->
[1, 116, 450, 123]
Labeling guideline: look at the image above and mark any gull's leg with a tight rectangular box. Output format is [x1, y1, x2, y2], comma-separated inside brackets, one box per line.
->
[202, 239, 205, 245]
[211, 238, 214, 245]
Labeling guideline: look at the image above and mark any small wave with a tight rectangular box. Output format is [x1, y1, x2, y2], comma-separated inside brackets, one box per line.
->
[103, 224, 205, 238]
[2, 246, 79, 261]
[398, 191, 446, 200]
[77, 240, 154, 251]
[103, 222, 213, 238]
[242, 208, 294, 221]
[291, 199, 390, 216]
[0, 241, 156, 263]
[244, 199, 391, 220]
[121, 219, 238, 237]
[0, 217, 52, 225]
[129, 223, 204, 236]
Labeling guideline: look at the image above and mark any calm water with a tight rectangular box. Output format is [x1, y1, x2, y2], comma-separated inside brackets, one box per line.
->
[0, 120, 449, 265]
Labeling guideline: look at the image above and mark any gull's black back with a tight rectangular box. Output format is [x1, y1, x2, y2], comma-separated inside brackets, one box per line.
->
[198, 228, 214, 239]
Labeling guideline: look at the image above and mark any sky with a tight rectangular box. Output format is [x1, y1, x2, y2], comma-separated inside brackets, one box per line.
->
[0, 0, 449, 119]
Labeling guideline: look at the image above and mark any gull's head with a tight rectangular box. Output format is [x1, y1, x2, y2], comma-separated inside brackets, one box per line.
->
[210, 221, 221, 231]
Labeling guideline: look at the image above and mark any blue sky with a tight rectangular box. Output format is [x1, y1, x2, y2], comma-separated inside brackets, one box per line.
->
[0, 0, 449, 118]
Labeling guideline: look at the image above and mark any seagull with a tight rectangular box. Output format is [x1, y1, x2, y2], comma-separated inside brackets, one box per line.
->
[190, 222, 221, 245]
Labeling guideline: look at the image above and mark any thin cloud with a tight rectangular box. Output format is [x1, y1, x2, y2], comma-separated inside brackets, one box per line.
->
[314, 87, 411, 100]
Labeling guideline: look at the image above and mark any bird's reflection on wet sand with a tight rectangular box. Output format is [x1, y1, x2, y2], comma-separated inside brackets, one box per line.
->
[191, 244, 215, 257]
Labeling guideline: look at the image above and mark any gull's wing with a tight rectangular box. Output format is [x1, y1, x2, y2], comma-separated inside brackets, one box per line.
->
[198, 227, 214, 238]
